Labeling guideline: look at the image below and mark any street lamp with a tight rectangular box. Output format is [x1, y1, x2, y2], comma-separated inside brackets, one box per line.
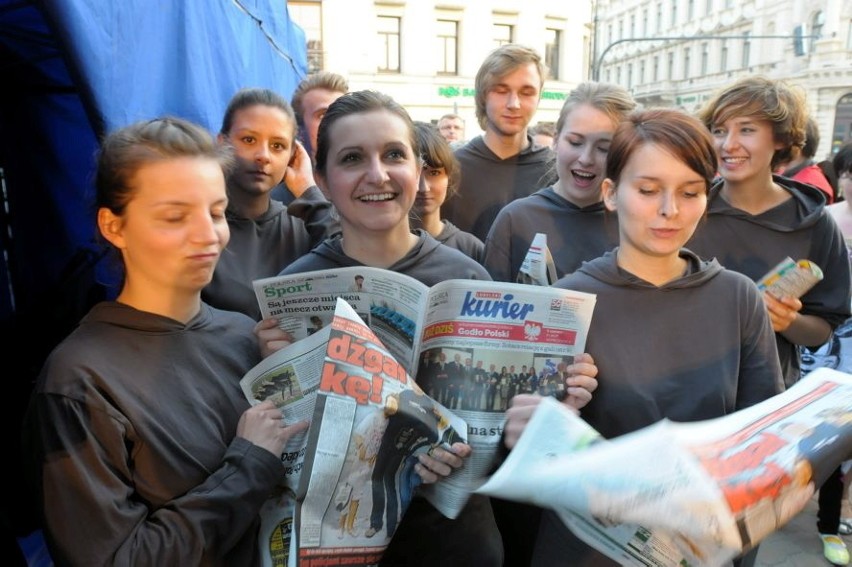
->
[592, 34, 820, 81]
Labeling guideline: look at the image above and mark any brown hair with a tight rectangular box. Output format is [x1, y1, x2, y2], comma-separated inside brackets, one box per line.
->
[414, 121, 461, 199]
[697, 76, 807, 170]
[606, 108, 718, 192]
[314, 90, 419, 176]
[97, 117, 233, 217]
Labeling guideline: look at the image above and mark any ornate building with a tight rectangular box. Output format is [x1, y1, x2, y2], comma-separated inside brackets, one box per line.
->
[286, 0, 591, 134]
[592, 0, 852, 157]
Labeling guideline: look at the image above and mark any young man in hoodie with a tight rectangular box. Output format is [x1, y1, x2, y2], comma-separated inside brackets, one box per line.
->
[442, 44, 555, 241]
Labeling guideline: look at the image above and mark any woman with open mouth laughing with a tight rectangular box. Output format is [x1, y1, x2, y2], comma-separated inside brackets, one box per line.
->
[483, 81, 636, 283]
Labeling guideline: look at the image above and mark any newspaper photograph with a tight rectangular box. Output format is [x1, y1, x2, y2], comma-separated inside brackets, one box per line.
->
[254, 268, 597, 516]
[293, 298, 466, 567]
[477, 368, 852, 567]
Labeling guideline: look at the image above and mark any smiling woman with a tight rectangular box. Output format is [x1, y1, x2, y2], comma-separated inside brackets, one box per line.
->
[266, 90, 505, 566]
[201, 87, 338, 320]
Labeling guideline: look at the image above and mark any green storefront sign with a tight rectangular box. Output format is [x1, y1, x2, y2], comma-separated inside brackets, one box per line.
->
[439, 86, 565, 101]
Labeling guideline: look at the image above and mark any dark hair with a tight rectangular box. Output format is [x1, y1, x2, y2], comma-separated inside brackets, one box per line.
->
[413, 121, 461, 198]
[96, 117, 233, 217]
[697, 76, 807, 170]
[220, 87, 296, 139]
[832, 142, 852, 176]
[314, 90, 419, 176]
[606, 108, 718, 192]
[291, 72, 349, 126]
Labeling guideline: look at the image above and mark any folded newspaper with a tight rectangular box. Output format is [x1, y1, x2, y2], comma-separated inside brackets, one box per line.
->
[756, 257, 823, 299]
[517, 232, 558, 286]
[243, 298, 467, 567]
[477, 367, 852, 566]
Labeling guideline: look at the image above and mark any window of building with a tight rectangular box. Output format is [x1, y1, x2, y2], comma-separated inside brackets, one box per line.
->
[667, 51, 674, 79]
[642, 9, 649, 35]
[705, 0, 713, 16]
[493, 23, 513, 47]
[671, 0, 678, 28]
[653, 55, 659, 82]
[607, 23, 613, 46]
[639, 59, 646, 85]
[436, 19, 458, 75]
[701, 42, 709, 75]
[656, 3, 663, 32]
[630, 14, 636, 37]
[810, 11, 825, 52]
[606, 69, 612, 83]
[288, 1, 324, 73]
[687, 0, 694, 20]
[616, 65, 622, 85]
[545, 28, 561, 80]
[377, 15, 401, 73]
[720, 41, 728, 72]
[847, 20, 852, 51]
[627, 63, 633, 88]
[741, 31, 751, 68]
[683, 47, 690, 79]
[618, 18, 623, 41]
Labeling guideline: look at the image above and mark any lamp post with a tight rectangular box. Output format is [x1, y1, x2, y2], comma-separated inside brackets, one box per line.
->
[592, 34, 819, 81]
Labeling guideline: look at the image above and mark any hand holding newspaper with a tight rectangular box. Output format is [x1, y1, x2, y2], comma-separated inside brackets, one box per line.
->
[253, 267, 597, 524]
[756, 257, 823, 299]
[477, 368, 852, 566]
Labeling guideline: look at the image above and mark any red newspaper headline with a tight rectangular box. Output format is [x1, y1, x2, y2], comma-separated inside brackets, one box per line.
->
[320, 318, 410, 405]
[421, 320, 577, 345]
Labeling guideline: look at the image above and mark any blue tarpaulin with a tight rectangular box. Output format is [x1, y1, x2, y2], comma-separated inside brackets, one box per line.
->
[0, 1, 307, 558]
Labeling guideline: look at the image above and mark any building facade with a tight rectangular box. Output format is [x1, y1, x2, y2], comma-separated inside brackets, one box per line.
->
[286, 0, 592, 138]
[592, 0, 852, 158]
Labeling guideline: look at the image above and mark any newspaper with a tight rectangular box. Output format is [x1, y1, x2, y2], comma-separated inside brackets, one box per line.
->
[477, 367, 852, 566]
[244, 299, 467, 567]
[756, 257, 823, 299]
[517, 232, 558, 286]
[250, 267, 596, 561]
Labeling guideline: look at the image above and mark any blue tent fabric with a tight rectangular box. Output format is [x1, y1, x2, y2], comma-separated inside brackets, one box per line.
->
[0, 1, 307, 561]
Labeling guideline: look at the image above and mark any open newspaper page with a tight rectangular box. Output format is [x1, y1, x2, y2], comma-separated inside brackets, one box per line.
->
[254, 266, 429, 376]
[239, 327, 331, 567]
[413, 279, 597, 518]
[294, 298, 467, 567]
[478, 368, 852, 567]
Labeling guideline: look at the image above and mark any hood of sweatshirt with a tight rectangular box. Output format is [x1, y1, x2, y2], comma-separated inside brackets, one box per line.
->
[307, 230, 444, 271]
[576, 248, 724, 290]
[705, 174, 827, 232]
[81, 301, 216, 333]
[462, 134, 553, 166]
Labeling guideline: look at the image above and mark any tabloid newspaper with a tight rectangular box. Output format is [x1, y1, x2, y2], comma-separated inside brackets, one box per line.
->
[246, 268, 597, 566]
[756, 257, 823, 300]
[477, 367, 852, 567]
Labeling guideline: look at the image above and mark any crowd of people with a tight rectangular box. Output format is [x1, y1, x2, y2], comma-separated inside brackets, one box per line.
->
[15, 40, 852, 567]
